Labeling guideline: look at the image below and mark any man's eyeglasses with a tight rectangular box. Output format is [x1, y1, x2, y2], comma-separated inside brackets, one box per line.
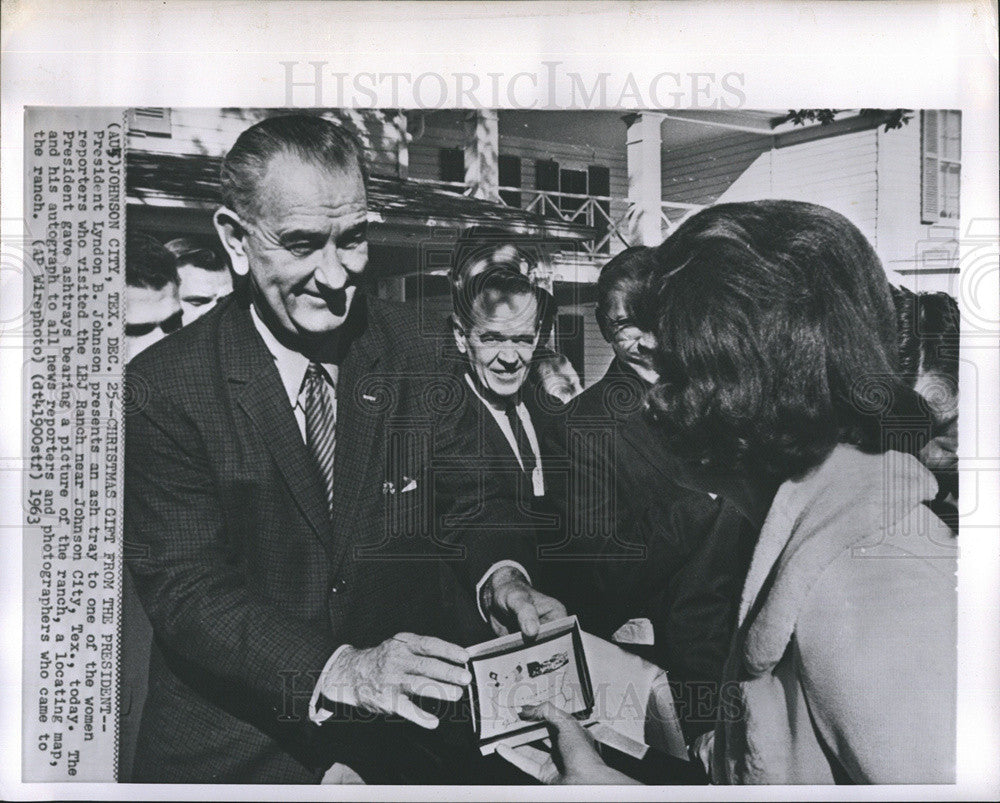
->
[124, 310, 184, 338]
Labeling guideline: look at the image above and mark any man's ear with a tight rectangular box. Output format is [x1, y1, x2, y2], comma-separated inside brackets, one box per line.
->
[451, 313, 468, 356]
[213, 206, 250, 276]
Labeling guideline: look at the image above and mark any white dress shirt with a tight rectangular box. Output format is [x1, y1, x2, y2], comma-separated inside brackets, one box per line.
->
[250, 305, 338, 442]
[462, 372, 545, 497]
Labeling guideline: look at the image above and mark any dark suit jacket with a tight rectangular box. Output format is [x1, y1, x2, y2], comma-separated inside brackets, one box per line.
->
[541, 358, 776, 742]
[124, 294, 535, 783]
[433, 368, 564, 622]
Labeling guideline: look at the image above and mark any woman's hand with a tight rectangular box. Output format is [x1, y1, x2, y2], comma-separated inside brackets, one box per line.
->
[496, 703, 637, 784]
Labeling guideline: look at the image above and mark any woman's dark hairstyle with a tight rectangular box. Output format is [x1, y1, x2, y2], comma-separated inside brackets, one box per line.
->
[220, 114, 367, 220]
[647, 199, 906, 482]
[126, 233, 178, 290]
[890, 284, 960, 386]
[595, 246, 655, 339]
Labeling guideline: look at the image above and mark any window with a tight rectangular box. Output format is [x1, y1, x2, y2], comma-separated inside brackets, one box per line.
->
[127, 108, 172, 137]
[921, 110, 961, 223]
[439, 147, 464, 184]
[534, 159, 613, 251]
[498, 154, 522, 207]
[588, 166, 611, 254]
[535, 159, 560, 219]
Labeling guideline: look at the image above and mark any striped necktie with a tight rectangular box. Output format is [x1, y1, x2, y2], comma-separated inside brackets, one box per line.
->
[301, 362, 336, 515]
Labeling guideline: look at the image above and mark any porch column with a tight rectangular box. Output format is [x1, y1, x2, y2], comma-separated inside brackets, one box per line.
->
[623, 112, 665, 246]
[463, 109, 500, 202]
[392, 110, 409, 180]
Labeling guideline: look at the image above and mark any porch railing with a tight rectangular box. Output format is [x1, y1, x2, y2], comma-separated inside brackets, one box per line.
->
[408, 178, 704, 259]
[501, 188, 703, 257]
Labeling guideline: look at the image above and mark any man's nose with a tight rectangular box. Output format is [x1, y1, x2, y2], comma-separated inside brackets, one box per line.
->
[313, 246, 349, 291]
[637, 330, 657, 353]
[496, 348, 520, 367]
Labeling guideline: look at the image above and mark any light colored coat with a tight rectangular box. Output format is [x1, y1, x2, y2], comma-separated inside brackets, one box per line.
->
[713, 445, 957, 784]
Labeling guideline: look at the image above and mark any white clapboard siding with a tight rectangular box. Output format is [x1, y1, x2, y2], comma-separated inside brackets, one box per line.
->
[770, 131, 880, 246]
[715, 122, 958, 295]
[717, 150, 774, 202]
[715, 130, 880, 249]
[661, 131, 774, 205]
[875, 120, 959, 295]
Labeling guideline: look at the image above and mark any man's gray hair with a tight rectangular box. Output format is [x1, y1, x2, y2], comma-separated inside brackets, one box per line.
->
[220, 114, 367, 220]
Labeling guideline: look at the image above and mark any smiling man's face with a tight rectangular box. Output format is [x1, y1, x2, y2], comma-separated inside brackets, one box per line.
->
[238, 153, 368, 340]
[455, 287, 540, 406]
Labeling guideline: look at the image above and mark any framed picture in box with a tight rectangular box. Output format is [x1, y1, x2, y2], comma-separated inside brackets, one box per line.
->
[467, 616, 594, 754]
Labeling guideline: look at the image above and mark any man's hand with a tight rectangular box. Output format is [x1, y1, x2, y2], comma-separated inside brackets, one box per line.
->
[481, 566, 567, 638]
[323, 633, 470, 729]
[496, 703, 636, 784]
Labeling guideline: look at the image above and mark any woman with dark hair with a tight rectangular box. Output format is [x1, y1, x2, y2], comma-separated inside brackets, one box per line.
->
[500, 200, 957, 785]
[891, 285, 960, 530]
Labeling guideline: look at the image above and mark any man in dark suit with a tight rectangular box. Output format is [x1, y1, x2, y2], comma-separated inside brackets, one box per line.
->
[442, 249, 568, 640]
[124, 114, 561, 783]
[541, 246, 776, 745]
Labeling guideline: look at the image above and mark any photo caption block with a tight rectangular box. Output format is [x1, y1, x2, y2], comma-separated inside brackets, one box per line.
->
[22, 107, 126, 782]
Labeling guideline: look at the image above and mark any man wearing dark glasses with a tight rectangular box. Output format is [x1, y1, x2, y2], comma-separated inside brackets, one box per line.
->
[124, 233, 183, 363]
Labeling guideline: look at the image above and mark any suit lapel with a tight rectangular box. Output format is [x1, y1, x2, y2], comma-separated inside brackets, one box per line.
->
[326, 298, 386, 571]
[219, 302, 335, 556]
[618, 412, 675, 483]
[465, 376, 522, 468]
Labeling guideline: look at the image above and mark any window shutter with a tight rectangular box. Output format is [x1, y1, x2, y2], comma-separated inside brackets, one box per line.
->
[535, 159, 559, 191]
[921, 110, 940, 223]
[942, 110, 961, 161]
[587, 165, 610, 197]
[588, 165, 612, 253]
[438, 147, 464, 183]
[535, 160, 559, 218]
[498, 154, 522, 207]
[127, 108, 172, 137]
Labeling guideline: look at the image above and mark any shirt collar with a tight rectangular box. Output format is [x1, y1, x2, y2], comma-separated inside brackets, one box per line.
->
[463, 371, 523, 415]
[250, 304, 337, 406]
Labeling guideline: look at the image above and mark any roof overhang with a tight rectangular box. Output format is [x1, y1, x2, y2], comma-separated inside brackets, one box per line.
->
[125, 151, 598, 266]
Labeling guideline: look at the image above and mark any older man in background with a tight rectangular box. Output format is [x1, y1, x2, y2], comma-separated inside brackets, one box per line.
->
[445, 247, 567, 638]
[164, 236, 234, 323]
[124, 233, 182, 363]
